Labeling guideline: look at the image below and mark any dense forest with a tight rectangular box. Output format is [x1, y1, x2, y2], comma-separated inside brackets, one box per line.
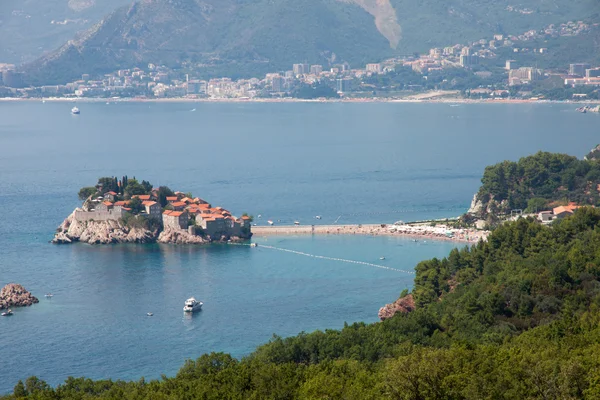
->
[473, 151, 600, 219]
[6, 207, 600, 398]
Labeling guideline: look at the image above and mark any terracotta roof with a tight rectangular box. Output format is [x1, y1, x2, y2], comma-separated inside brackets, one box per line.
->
[106, 191, 117, 195]
[102, 201, 113, 206]
[171, 201, 186, 207]
[134, 195, 151, 201]
[553, 205, 579, 215]
[169, 211, 185, 217]
[181, 197, 192, 203]
[122, 207, 132, 211]
[142, 201, 157, 206]
[166, 196, 178, 201]
[163, 210, 173, 215]
[241, 216, 251, 220]
[114, 201, 130, 206]
[197, 204, 210, 209]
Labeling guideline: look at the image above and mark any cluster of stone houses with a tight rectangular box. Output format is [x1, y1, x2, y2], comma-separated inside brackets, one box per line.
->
[81, 190, 251, 239]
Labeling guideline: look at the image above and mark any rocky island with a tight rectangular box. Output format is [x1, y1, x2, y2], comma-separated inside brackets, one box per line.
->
[53, 176, 252, 245]
[0, 283, 39, 309]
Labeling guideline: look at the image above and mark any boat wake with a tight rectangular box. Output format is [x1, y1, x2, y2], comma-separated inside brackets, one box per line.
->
[236, 243, 413, 274]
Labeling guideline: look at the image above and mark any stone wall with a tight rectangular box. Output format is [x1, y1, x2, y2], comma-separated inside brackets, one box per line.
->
[73, 209, 124, 222]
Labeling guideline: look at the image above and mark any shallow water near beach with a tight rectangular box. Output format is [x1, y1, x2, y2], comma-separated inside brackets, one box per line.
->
[0, 101, 598, 393]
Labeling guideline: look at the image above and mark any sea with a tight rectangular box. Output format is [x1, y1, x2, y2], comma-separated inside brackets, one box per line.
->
[0, 101, 597, 393]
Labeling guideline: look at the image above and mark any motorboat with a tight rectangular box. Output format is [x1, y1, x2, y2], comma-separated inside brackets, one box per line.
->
[315, 216, 322, 220]
[380, 257, 386, 260]
[250, 243, 258, 248]
[71, 106, 80, 114]
[44, 293, 53, 298]
[268, 220, 274, 226]
[183, 297, 203, 313]
[294, 221, 300, 225]
[147, 312, 153, 316]
[1, 309, 13, 316]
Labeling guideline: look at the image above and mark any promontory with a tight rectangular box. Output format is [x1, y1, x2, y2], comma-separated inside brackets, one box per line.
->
[53, 176, 252, 245]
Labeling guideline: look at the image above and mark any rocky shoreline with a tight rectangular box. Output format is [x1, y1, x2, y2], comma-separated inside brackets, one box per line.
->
[52, 210, 159, 244]
[0, 283, 39, 310]
[52, 209, 249, 245]
[378, 294, 415, 320]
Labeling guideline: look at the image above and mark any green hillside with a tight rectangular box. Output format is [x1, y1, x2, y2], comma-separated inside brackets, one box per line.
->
[19, 0, 598, 85]
[5, 208, 600, 398]
[468, 151, 600, 221]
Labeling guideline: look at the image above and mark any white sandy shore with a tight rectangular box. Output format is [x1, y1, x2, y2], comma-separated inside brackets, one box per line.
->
[251, 224, 489, 244]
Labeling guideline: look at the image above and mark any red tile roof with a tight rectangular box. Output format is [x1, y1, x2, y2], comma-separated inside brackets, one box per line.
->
[106, 191, 117, 195]
[134, 195, 151, 201]
[166, 196, 178, 201]
[114, 201, 130, 206]
[171, 201, 186, 207]
[142, 201, 157, 206]
[102, 201, 113, 206]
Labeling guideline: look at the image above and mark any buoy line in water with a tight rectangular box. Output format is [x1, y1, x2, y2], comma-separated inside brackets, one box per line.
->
[231, 243, 414, 274]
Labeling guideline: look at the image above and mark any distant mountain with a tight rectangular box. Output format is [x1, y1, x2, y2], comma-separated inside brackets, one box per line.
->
[18, 0, 599, 84]
[0, 0, 131, 64]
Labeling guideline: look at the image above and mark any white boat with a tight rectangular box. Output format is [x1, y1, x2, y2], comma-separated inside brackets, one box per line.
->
[1, 309, 13, 316]
[183, 297, 203, 313]
[294, 221, 300, 225]
[250, 243, 258, 248]
[380, 257, 386, 260]
[268, 220, 274, 226]
[44, 293, 53, 298]
[71, 106, 80, 114]
[147, 312, 153, 316]
[315, 216, 322, 220]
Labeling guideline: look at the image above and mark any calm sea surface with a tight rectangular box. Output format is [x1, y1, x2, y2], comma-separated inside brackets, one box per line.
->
[0, 101, 597, 393]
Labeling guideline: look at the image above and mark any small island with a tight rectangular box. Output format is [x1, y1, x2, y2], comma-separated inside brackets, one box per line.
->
[53, 176, 252, 245]
[0, 283, 39, 310]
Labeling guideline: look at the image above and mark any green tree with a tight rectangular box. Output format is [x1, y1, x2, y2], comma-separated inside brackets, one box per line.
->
[158, 186, 174, 207]
[78, 186, 97, 201]
[129, 197, 144, 214]
[124, 179, 146, 198]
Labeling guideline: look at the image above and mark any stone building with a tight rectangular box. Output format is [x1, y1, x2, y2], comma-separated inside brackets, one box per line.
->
[163, 210, 188, 230]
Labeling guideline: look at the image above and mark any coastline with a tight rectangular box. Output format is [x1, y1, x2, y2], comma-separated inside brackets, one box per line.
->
[251, 224, 489, 244]
[0, 96, 595, 105]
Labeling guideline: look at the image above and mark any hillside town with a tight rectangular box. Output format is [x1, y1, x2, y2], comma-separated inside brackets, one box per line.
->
[0, 20, 598, 100]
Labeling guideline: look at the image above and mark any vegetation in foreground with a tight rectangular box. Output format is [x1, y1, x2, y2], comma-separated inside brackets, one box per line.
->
[6, 207, 600, 398]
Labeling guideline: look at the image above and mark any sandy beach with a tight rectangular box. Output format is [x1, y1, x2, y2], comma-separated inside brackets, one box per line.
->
[251, 223, 489, 244]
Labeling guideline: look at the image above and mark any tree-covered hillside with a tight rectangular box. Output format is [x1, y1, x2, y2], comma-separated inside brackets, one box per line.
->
[6, 209, 600, 398]
[469, 151, 600, 220]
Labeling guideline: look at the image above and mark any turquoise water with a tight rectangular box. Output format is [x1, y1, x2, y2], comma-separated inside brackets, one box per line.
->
[0, 101, 597, 393]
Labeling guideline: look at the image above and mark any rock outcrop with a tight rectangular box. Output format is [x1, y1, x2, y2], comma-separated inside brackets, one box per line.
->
[0, 284, 39, 309]
[157, 228, 207, 245]
[378, 294, 415, 321]
[52, 210, 158, 244]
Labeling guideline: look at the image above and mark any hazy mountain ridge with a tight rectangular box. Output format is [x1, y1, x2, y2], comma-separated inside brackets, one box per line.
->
[16, 0, 600, 84]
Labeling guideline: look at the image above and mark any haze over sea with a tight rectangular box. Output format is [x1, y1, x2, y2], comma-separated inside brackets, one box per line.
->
[0, 101, 597, 393]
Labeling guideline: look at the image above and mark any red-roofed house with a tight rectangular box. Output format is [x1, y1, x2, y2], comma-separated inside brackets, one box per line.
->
[166, 196, 178, 203]
[105, 191, 118, 202]
[553, 204, 581, 219]
[96, 201, 114, 212]
[142, 201, 161, 217]
[170, 201, 186, 211]
[163, 210, 188, 230]
[133, 194, 152, 201]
